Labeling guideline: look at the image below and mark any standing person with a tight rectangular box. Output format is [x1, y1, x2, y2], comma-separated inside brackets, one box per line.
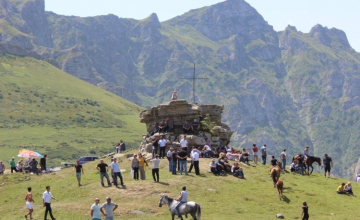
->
[96, 159, 112, 187]
[40, 155, 47, 173]
[279, 149, 287, 171]
[297, 154, 305, 175]
[192, 147, 200, 175]
[100, 197, 118, 220]
[175, 186, 188, 219]
[0, 161, 5, 175]
[90, 198, 102, 220]
[30, 158, 39, 175]
[180, 136, 188, 152]
[138, 153, 148, 180]
[152, 136, 159, 158]
[178, 149, 188, 175]
[9, 157, 16, 173]
[167, 148, 174, 172]
[252, 144, 258, 165]
[131, 154, 139, 180]
[323, 154, 333, 178]
[42, 186, 58, 220]
[110, 158, 115, 184]
[301, 201, 309, 220]
[24, 187, 35, 219]
[111, 158, 125, 187]
[356, 174, 360, 183]
[171, 91, 178, 100]
[151, 154, 161, 182]
[74, 160, 84, 186]
[172, 149, 178, 175]
[158, 136, 167, 159]
[260, 144, 267, 165]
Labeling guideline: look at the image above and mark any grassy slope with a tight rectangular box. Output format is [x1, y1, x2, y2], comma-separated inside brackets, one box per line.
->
[0, 54, 145, 167]
[0, 155, 358, 220]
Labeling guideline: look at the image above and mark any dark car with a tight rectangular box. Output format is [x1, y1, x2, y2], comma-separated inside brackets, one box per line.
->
[78, 156, 99, 165]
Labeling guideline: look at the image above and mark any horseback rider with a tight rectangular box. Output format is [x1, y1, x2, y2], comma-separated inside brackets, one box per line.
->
[175, 186, 188, 219]
[303, 146, 310, 158]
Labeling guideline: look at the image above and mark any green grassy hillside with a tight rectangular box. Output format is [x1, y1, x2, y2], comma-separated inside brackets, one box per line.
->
[0, 54, 145, 166]
[0, 155, 358, 219]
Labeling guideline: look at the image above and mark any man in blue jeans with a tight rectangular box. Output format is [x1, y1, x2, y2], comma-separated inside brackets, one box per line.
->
[167, 148, 173, 172]
[97, 159, 112, 187]
[297, 154, 305, 175]
[177, 149, 188, 175]
[279, 149, 287, 171]
[260, 144, 267, 165]
[111, 158, 125, 187]
[175, 186, 188, 219]
[172, 149, 178, 175]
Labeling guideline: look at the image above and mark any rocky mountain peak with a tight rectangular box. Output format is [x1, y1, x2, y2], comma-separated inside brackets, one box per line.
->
[135, 13, 162, 42]
[309, 24, 351, 50]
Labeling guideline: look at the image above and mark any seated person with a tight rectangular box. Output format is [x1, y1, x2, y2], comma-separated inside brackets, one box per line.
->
[270, 155, 278, 166]
[290, 162, 296, 172]
[337, 183, 346, 194]
[205, 138, 211, 148]
[215, 158, 226, 175]
[344, 182, 354, 195]
[227, 151, 240, 161]
[201, 145, 213, 158]
[240, 148, 250, 164]
[223, 157, 232, 172]
[209, 159, 218, 175]
[165, 118, 173, 133]
[171, 91, 178, 100]
[191, 119, 200, 132]
[182, 121, 191, 134]
[159, 121, 166, 133]
[218, 149, 226, 160]
[357, 174, 360, 183]
[233, 163, 245, 179]
[150, 122, 159, 135]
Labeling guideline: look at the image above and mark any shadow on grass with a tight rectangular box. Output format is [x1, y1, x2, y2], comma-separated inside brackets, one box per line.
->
[283, 195, 291, 203]
[157, 182, 169, 185]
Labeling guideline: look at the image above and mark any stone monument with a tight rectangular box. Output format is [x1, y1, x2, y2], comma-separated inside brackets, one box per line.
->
[138, 100, 233, 153]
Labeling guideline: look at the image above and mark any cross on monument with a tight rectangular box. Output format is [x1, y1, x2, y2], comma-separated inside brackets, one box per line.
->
[180, 63, 208, 103]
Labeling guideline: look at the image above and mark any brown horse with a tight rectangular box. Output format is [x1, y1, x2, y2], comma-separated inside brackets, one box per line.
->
[276, 179, 283, 200]
[292, 155, 321, 175]
[270, 161, 282, 187]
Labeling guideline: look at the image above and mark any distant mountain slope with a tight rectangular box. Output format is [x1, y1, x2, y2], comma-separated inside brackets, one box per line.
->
[0, 0, 359, 178]
[0, 54, 145, 167]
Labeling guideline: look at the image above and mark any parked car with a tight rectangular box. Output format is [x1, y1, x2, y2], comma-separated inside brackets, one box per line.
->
[78, 156, 99, 165]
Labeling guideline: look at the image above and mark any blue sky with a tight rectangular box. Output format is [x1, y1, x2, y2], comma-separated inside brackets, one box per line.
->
[45, 0, 360, 52]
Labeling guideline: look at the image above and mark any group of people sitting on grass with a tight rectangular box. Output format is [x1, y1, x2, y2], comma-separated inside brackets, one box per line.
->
[209, 157, 245, 178]
[337, 182, 355, 196]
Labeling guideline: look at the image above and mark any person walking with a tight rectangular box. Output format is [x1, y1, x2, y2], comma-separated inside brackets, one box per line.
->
[152, 136, 159, 158]
[74, 160, 84, 186]
[131, 154, 139, 180]
[111, 158, 125, 187]
[30, 158, 39, 175]
[158, 136, 167, 159]
[167, 148, 173, 172]
[138, 153, 148, 180]
[90, 198, 102, 220]
[323, 154, 333, 178]
[192, 147, 200, 175]
[9, 157, 16, 173]
[178, 149, 188, 175]
[260, 144, 267, 165]
[252, 144, 258, 165]
[40, 155, 47, 173]
[24, 187, 35, 219]
[175, 186, 188, 219]
[301, 201, 309, 220]
[0, 161, 5, 175]
[97, 159, 112, 187]
[100, 197, 118, 220]
[180, 136, 188, 152]
[151, 154, 161, 182]
[42, 186, 58, 220]
[279, 149, 287, 171]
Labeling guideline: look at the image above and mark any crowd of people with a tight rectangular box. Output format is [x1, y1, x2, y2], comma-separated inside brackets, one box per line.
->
[0, 155, 48, 176]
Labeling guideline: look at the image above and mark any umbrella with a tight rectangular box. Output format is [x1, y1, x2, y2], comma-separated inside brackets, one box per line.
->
[17, 149, 43, 158]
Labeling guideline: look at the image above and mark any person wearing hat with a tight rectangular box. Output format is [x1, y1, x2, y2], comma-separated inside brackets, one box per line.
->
[100, 197, 118, 220]
[171, 91, 178, 100]
[9, 157, 16, 173]
[175, 186, 188, 219]
[90, 198, 101, 220]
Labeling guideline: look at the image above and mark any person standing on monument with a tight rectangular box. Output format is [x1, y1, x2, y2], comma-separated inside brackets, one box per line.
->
[180, 136, 188, 152]
[158, 136, 167, 159]
[171, 91, 178, 100]
[260, 144, 267, 165]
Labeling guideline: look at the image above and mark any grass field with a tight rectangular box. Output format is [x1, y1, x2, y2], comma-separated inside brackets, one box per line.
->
[0, 153, 358, 220]
[0, 54, 145, 167]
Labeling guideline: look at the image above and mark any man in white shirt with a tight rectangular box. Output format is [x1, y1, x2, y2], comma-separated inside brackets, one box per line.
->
[171, 91, 178, 100]
[100, 197, 118, 220]
[151, 154, 161, 182]
[175, 186, 188, 219]
[111, 158, 125, 187]
[201, 144, 212, 158]
[158, 136, 168, 159]
[192, 147, 200, 175]
[90, 198, 101, 220]
[42, 185, 58, 220]
[180, 136, 188, 152]
[189, 147, 200, 173]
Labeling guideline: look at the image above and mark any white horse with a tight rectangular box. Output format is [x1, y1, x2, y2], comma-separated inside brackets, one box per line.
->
[159, 194, 201, 220]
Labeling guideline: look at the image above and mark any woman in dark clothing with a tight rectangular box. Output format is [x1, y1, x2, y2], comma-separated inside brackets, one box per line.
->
[302, 201, 309, 220]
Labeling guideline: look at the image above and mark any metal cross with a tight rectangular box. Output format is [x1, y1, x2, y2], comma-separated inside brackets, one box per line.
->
[180, 63, 208, 103]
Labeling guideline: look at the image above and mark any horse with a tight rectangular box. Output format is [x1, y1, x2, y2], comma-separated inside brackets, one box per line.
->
[159, 194, 201, 220]
[276, 179, 283, 200]
[270, 161, 282, 188]
[292, 155, 321, 175]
